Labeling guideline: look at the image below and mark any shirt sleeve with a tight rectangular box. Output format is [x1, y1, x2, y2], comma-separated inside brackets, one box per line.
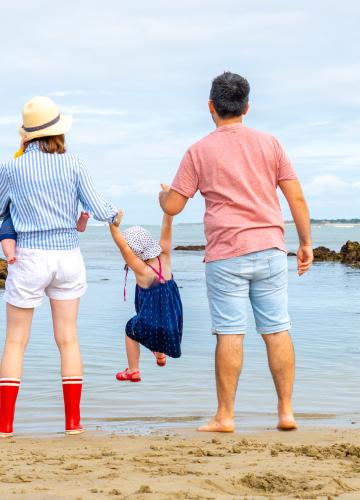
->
[0, 165, 10, 219]
[275, 139, 297, 183]
[171, 149, 199, 198]
[77, 161, 118, 223]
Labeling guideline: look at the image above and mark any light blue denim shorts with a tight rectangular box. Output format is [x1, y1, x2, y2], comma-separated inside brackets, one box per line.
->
[206, 248, 291, 335]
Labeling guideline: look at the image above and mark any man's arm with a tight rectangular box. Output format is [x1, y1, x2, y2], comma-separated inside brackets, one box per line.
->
[159, 188, 188, 216]
[279, 179, 313, 276]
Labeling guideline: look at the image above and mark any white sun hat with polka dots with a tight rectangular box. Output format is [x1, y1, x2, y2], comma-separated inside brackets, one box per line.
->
[123, 226, 162, 261]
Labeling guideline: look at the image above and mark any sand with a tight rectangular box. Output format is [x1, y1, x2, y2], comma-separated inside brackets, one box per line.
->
[1, 428, 360, 499]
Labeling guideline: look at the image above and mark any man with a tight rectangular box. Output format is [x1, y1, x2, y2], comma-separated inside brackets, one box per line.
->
[159, 72, 313, 432]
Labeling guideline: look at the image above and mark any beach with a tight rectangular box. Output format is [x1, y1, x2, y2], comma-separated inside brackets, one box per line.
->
[1, 428, 360, 499]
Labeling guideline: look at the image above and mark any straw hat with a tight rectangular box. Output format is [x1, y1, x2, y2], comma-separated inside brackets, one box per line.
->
[19, 96, 72, 141]
[123, 226, 162, 261]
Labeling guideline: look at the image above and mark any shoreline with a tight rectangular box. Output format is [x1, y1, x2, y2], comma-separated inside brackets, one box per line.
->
[1, 427, 360, 499]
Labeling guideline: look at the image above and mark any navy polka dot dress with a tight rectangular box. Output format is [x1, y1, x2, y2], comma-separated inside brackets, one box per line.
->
[125, 257, 183, 358]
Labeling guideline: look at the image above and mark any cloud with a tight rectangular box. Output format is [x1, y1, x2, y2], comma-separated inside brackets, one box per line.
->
[0, 116, 19, 126]
[303, 175, 360, 198]
[61, 105, 127, 117]
[107, 179, 160, 198]
[49, 90, 113, 97]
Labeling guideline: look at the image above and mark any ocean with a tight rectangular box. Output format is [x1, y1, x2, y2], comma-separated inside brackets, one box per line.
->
[1, 223, 359, 435]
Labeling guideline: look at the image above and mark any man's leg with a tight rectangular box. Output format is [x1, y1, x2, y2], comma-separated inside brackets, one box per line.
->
[198, 334, 244, 432]
[262, 331, 297, 430]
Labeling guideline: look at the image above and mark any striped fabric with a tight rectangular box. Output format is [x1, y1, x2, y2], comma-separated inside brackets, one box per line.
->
[62, 376, 83, 385]
[0, 142, 117, 250]
[0, 378, 21, 387]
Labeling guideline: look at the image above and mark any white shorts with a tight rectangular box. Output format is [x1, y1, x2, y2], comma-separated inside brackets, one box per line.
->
[4, 247, 87, 308]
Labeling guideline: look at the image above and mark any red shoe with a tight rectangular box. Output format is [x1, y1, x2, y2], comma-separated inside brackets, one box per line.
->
[116, 368, 141, 382]
[62, 376, 84, 435]
[0, 378, 21, 437]
[153, 352, 167, 367]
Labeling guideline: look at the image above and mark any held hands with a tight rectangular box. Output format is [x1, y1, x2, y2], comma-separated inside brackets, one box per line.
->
[160, 183, 171, 192]
[297, 245, 313, 276]
[111, 210, 123, 228]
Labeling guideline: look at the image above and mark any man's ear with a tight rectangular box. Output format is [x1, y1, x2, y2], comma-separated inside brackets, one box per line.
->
[243, 101, 250, 116]
[208, 100, 215, 114]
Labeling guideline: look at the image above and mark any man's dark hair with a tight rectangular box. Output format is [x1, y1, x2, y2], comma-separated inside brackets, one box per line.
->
[209, 72, 250, 118]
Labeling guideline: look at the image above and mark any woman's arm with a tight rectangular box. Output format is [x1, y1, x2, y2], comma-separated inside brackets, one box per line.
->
[109, 211, 148, 275]
[0, 165, 10, 219]
[78, 161, 118, 223]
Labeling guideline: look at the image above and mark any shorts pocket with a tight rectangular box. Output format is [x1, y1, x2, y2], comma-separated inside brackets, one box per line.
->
[268, 252, 288, 286]
[58, 252, 85, 284]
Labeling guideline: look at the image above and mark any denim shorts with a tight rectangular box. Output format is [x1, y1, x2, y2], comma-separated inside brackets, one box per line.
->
[206, 248, 291, 335]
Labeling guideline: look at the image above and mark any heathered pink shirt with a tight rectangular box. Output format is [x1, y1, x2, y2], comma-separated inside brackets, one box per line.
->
[171, 123, 297, 263]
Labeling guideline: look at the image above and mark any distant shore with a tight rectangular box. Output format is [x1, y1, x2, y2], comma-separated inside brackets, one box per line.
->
[1, 428, 360, 499]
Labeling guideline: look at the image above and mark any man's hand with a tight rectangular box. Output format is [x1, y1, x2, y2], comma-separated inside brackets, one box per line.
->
[297, 245, 313, 276]
[160, 183, 171, 192]
[111, 210, 123, 228]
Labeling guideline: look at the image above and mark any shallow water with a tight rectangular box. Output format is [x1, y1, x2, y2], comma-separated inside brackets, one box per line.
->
[0, 223, 359, 434]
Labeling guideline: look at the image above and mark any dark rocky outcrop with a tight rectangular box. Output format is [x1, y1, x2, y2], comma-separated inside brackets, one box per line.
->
[174, 245, 206, 251]
[340, 240, 360, 264]
[0, 258, 8, 289]
[174, 241, 360, 266]
[313, 246, 342, 262]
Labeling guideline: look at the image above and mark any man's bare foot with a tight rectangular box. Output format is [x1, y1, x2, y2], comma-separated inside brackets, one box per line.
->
[7, 256, 16, 264]
[277, 406, 298, 431]
[76, 211, 90, 232]
[198, 416, 235, 433]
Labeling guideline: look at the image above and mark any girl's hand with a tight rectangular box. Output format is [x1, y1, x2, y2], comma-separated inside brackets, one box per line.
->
[111, 210, 123, 228]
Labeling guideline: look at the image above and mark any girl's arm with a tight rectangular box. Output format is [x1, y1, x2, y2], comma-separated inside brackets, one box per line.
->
[109, 211, 148, 275]
[159, 184, 174, 255]
[160, 214, 173, 255]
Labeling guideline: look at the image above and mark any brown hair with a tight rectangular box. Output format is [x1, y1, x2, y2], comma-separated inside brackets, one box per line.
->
[24, 134, 66, 154]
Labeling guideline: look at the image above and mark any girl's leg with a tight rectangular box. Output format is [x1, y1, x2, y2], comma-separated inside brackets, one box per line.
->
[1, 239, 17, 264]
[0, 304, 33, 378]
[125, 335, 140, 373]
[50, 298, 83, 434]
[0, 304, 33, 436]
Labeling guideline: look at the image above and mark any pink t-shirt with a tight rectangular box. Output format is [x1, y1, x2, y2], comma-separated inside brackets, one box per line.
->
[171, 123, 297, 263]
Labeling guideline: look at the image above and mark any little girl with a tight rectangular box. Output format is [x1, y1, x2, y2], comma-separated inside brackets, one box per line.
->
[109, 208, 183, 382]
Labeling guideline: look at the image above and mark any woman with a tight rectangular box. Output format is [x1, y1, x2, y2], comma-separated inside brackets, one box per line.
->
[0, 96, 118, 436]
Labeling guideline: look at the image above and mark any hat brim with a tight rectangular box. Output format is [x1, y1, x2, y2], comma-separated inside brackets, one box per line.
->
[19, 114, 73, 141]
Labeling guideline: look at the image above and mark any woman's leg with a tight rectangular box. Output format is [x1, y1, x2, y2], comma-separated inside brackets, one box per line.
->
[0, 304, 33, 436]
[0, 303, 33, 378]
[50, 298, 83, 434]
[51, 298, 82, 376]
[125, 335, 140, 373]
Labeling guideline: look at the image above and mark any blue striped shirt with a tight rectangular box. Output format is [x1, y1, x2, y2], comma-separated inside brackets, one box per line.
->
[0, 142, 118, 250]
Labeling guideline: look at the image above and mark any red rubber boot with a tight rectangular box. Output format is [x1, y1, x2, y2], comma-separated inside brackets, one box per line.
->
[0, 378, 21, 437]
[62, 376, 84, 435]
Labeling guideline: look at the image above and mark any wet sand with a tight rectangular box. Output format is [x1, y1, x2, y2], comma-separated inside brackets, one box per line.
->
[1, 428, 360, 499]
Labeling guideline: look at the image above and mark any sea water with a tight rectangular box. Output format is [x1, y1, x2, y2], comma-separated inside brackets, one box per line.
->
[0, 223, 359, 434]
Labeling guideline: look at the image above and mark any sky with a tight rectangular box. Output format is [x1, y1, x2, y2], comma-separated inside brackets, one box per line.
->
[0, 0, 359, 224]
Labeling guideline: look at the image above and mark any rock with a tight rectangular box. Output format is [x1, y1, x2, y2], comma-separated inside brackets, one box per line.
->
[313, 246, 342, 262]
[287, 252, 297, 256]
[0, 258, 8, 289]
[340, 240, 360, 264]
[174, 245, 205, 251]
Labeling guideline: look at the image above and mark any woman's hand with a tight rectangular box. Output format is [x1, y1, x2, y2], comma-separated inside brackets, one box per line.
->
[110, 210, 123, 228]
